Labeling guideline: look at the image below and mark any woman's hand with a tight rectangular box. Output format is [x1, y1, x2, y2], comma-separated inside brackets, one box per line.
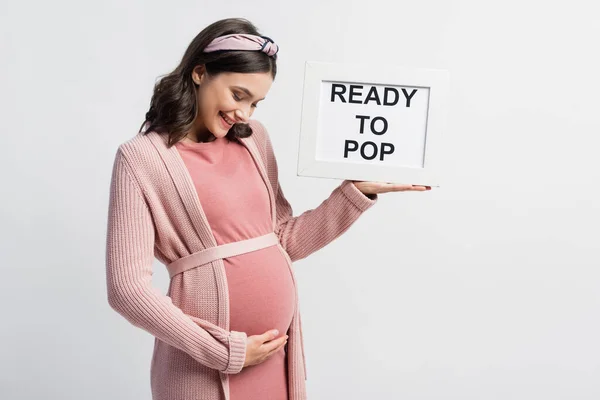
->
[351, 180, 431, 196]
[243, 329, 288, 368]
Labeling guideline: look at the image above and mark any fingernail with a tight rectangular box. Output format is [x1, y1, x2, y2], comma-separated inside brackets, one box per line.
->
[273, 330, 279, 336]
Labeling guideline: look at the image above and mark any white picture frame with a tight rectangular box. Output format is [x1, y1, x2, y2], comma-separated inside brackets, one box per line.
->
[297, 61, 449, 187]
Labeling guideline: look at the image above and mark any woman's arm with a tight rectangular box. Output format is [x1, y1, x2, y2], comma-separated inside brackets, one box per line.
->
[274, 179, 377, 262]
[257, 122, 378, 262]
[105, 149, 246, 374]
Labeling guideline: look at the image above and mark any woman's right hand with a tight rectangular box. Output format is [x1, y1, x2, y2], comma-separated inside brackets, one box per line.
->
[243, 329, 288, 368]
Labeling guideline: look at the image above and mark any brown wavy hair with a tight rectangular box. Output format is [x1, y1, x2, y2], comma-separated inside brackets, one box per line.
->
[139, 18, 278, 147]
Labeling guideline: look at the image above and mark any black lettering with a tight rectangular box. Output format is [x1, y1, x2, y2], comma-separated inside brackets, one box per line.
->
[384, 87, 399, 106]
[344, 140, 359, 158]
[364, 86, 381, 105]
[360, 141, 378, 160]
[380, 142, 395, 160]
[331, 83, 347, 103]
[349, 85, 363, 104]
[370, 117, 388, 135]
[402, 88, 417, 107]
[355, 115, 370, 134]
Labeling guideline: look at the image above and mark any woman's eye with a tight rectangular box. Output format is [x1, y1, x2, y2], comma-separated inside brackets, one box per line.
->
[233, 93, 241, 101]
[251, 104, 258, 108]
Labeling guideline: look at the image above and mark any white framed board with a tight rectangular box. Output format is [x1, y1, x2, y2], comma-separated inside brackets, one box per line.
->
[297, 61, 449, 187]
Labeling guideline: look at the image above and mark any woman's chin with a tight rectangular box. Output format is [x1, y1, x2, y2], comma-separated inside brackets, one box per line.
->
[212, 128, 229, 138]
[207, 123, 227, 138]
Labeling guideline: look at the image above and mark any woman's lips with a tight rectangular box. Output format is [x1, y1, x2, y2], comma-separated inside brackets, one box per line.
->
[219, 111, 235, 128]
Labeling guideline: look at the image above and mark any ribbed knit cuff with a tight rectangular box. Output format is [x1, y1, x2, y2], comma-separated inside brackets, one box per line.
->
[339, 180, 378, 212]
[222, 330, 247, 374]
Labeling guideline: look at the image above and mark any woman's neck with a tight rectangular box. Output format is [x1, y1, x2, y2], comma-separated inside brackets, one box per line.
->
[185, 119, 216, 143]
[184, 133, 216, 143]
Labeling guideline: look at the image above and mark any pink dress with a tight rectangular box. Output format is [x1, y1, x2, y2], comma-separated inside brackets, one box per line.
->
[175, 136, 296, 400]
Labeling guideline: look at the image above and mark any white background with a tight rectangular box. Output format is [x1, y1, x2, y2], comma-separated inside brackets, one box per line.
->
[316, 81, 429, 167]
[1, 1, 599, 399]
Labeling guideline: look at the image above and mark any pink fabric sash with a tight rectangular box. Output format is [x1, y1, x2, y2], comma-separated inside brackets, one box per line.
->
[166, 232, 279, 278]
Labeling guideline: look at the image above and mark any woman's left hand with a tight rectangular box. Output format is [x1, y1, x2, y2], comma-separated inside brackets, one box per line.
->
[351, 181, 431, 196]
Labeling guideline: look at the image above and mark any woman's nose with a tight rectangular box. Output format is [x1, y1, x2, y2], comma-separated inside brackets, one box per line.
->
[234, 109, 249, 122]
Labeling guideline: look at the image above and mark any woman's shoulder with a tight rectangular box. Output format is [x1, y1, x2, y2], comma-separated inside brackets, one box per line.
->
[114, 121, 272, 165]
[111, 129, 164, 177]
[247, 119, 275, 152]
[248, 118, 267, 137]
[119, 126, 166, 155]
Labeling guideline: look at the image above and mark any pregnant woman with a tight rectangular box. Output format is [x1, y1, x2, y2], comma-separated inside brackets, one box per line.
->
[105, 17, 430, 400]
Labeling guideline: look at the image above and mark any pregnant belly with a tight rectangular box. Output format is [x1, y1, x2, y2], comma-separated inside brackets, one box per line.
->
[224, 245, 296, 337]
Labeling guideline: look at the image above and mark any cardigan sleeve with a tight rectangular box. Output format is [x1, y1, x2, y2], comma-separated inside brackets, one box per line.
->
[105, 149, 246, 374]
[259, 123, 378, 262]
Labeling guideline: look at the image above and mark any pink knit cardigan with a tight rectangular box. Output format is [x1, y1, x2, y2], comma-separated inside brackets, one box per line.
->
[105, 119, 377, 400]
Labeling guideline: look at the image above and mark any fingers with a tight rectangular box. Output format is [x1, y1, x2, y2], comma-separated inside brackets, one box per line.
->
[261, 334, 288, 354]
[404, 185, 429, 191]
[266, 337, 288, 359]
[245, 330, 289, 368]
[384, 183, 431, 192]
[354, 181, 432, 195]
[259, 329, 280, 343]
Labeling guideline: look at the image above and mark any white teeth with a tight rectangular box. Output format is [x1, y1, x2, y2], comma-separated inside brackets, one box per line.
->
[220, 112, 234, 125]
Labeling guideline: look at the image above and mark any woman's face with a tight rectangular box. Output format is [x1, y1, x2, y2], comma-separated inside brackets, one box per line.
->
[192, 66, 273, 139]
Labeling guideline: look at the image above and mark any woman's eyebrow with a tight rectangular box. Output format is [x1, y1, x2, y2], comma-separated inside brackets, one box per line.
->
[232, 86, 265, 101]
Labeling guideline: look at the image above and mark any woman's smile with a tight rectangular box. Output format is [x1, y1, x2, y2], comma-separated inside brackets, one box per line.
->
[219, 111, 235, 128]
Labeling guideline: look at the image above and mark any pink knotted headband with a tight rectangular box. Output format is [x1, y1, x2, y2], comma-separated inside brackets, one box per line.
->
[203, 34, 279, 57]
